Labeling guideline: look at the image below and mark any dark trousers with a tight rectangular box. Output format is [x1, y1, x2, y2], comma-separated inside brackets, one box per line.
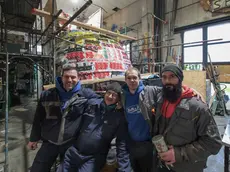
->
[129, 141, 156, 172]
[63, 146, 106, 172]
[130, 154, 153, 172]
[157, 166, 175, 172]
[30, 141, 72, 172]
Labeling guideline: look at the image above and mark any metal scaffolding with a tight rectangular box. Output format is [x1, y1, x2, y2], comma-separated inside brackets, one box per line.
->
[0, 0, 98, 170]
[129, 34, 223, 74]
[0, 0, 55, 171]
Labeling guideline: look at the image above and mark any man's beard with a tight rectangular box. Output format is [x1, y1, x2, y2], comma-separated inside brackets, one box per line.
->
[162, 82, 182, 103]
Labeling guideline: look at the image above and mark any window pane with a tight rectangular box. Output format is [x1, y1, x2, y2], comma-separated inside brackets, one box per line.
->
[184, 28, 203, 46]
[208, 23, 230, 43]
[184, 46, 203, 63]
[208, 43, 230, 62]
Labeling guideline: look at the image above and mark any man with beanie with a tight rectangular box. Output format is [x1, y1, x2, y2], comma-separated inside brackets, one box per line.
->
[139, 64, 222, 172]
[28, 63, 99, 172]
[62, 82, 131, 172]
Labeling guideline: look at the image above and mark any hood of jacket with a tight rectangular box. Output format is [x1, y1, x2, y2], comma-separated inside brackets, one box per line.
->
[122, 80, 144, 96]
[55, 77, 81, 102]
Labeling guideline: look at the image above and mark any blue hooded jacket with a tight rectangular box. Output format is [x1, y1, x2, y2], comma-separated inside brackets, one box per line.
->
[30, 77, 100, 144]
[123, 81, 151, 142]
[55, 77, 81, 109]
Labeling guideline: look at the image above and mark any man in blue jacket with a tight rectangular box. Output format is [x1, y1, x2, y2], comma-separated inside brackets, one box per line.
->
[121, 67, 155, 172]
[28, 63, 99, 172]
[62, 82, 131, 172]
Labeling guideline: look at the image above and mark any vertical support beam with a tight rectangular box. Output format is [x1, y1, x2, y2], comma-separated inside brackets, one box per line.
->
[151, 14, 155, 73]
[42, 59, 45, 84]
[4, 15, 9, 172]
[0, 3, 3, 52]
[5, 53, 9, 172]
[31, 31, 34, 54]
[36, 64, 39, 101]
[35, 17, 38, 55]
[28, 33, 31, 54]
[224, 146, 229, 172]
[30, 66, 33, 97]
[40, 0, 43, 55]
[52, 0, 56, 83]
[181, 32, 184, 69]
[154, 0, 162, 73]
[141, 0, 153, 73]
[203, 26, 208, 69]
[129, 42, 133, 64]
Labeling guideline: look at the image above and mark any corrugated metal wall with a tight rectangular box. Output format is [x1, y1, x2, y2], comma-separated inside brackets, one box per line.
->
[4, 0, 40, 32]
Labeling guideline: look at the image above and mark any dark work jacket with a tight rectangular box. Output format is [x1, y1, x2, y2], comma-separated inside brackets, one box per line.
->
[29, 87, 99, 145]
[67, 99, 131, 172]
[139, 86, 222, 172]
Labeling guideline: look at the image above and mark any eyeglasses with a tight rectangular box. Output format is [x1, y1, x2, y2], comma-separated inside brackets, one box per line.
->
[106, 91, 118, 99]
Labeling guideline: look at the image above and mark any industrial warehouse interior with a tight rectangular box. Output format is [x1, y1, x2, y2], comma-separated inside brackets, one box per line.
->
[0, 0, 230, 172]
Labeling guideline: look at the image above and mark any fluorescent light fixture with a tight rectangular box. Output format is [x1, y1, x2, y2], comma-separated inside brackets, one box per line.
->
[70, 0, 78, 3]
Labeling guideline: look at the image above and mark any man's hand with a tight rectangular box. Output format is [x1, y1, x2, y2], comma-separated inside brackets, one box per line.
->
[27, 141, 38, 150]
[158, 146, 176, 165]
[192, 88, 205, 103]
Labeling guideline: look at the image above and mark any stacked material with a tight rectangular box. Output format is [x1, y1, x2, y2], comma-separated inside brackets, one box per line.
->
[56, 31, 132, 80]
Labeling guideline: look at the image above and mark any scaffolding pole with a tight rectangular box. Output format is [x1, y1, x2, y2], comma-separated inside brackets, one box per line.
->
[36, 64, 39, 101]
[43, 0, 93, 46]
[5, 52, 9, 172]
[127, 38, 223, 53]
[40, 0, 43, 55]
[0, 2, 56, 170]
[33, 9, 62, 48]
[35, 17, 38, 55]
[3, 2, 9, 171]
[0, 52, 52, 58]
[31, 8, 137, 41]
[0, 2, 3, 52]
[52, 0, 56, 84]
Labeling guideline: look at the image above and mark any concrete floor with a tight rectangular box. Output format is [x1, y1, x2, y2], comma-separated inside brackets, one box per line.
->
[204, 115, 226, 172]
[0, 96, 229, 172]
[0, 96, 38, 172]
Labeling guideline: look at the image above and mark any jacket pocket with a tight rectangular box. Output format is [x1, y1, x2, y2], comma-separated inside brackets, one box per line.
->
[169, 116, 196, 144]
[42, 101, 62, 119]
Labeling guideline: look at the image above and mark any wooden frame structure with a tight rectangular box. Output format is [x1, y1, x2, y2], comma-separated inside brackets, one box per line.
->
[31, 8, 137, 41]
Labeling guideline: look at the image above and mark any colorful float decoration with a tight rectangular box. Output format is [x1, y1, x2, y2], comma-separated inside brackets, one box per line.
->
[56, 30, 132, 81]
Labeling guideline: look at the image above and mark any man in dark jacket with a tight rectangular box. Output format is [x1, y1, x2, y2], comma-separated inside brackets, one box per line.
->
[62, 82, 131, 172]
[139, 64, 222, 172]
[28, 63, 99, 172]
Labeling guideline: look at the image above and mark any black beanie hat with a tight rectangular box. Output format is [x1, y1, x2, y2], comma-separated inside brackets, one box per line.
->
[106, 82, 122, 95]
[161, 64, 184, 81]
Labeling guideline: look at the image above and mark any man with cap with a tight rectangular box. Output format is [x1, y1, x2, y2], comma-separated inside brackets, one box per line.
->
[139, 64, 222, 172]
[61, 82, 131, 172]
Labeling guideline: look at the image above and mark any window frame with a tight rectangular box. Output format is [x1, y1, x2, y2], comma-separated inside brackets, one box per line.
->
[181, 20, 230, 69]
